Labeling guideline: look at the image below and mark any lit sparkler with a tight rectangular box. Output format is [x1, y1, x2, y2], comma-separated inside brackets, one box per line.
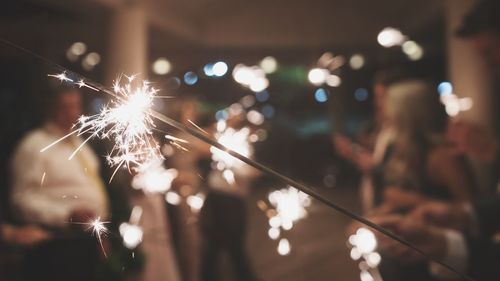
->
[43, 73, 180, 182]
[71, 217, 110, 257]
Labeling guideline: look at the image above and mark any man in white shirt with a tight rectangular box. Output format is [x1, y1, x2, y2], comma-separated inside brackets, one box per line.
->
[10, 85, 109, 281]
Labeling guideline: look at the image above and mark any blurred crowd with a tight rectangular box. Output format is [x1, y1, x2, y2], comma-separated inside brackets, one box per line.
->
[338, 1, 500, 280]
[0, 1, 499, 281]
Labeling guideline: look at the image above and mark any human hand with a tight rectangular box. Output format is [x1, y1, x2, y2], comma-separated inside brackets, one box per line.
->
[409, 201, 471, 231]
[382, 187, 429, 213]
[360, 214, 447, 264]
[333, 134, 353, 160]
[2, 224, 52, 247]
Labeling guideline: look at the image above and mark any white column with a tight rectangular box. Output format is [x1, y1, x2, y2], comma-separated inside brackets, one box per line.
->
[445, 0, 493, 128]
[106, 3, 182, 281]
[106, 1, 147, 82]
[445, 0, 495, 191]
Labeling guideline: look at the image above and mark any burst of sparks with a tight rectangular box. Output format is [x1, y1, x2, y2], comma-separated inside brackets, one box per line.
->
[210, 120, 253, 184]
[44, 73, 165, 181]
[267, 186, 311, 231]
[72, 217, 110, 257]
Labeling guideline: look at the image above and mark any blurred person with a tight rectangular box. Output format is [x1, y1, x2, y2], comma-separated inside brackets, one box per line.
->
[199, 118, 261, 281]
[361, 2, 500, 280]
[333, 69, 411, 212]
[9, 85, 109, 281]
[376, 80, 476, 210]
[348, 80, 476, 281]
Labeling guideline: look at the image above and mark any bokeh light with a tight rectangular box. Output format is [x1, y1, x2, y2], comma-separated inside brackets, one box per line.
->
[314, 88, 328, 103]
[308, 68, 328, 86]
[354, 88, 369, 101]
[377, 27, 406, 47]
[349, 54, 365, 70]
[184, 71, 199, 85]
[212, 61, 228, 77]
[260, 56, 278, 74]
[152, 57, 172, 75]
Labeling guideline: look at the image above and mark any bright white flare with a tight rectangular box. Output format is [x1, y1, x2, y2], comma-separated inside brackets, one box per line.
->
[377, 27, 406, 47]
[308, 68, 329, 86]
[268, 186, 311, 229]
[277, 238, 291, 256]
[119, 206, 144, 249]
[232, 64, 269, 92]
[131, 157, 178, 193]
[86, 217, 110, 257]
[211, 121, 253, 175]
[119, 223, 144, 249]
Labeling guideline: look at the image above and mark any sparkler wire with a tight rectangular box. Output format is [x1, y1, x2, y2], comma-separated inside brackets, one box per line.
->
[0, 38, 473, 281]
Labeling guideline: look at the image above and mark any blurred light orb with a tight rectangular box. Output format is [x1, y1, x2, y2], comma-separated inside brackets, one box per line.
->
[203, 63, 214, 76]
[366, 252, 382, 268]
[229, 103, 244, 116]
[215, 109, 229, 121]
[165, 191, 182, 205]
[152, 58, 172, 75]
[350, 247, 362, 260]
[250, 77, 269, 92]
[268, 228, 280, 240]
[247, 110, 265, 125]
[256, 90, 270, 102]
[315, 88, 328, 103]
[326, 74, 342, 87]
[187, 194, 205, 211]
[360, 271, 374, 281]
[69, 42, 87, 56]
[260, 56, 278, 74]
[262, 104, 275, 119]
[82, 52, 101, 71]
[377, 27, 406, 47]
[349, 54, 365, 70]
[438, 81, 453, 96]
[184, 71, 198, 85]
[354, 88, 369, 101]
[240, 95, 256, 108]
[233, 64, 253, 84]
[354, 228, 377, 254]
[278, 238, 291, 256]
[308, 68, 329, 86]
[402, 40, 424, 61]
[119, 223, 143, 249]
[213, 61, 228, 77]
[269, 216, 282, 228]
[85, 52, 101, 66]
